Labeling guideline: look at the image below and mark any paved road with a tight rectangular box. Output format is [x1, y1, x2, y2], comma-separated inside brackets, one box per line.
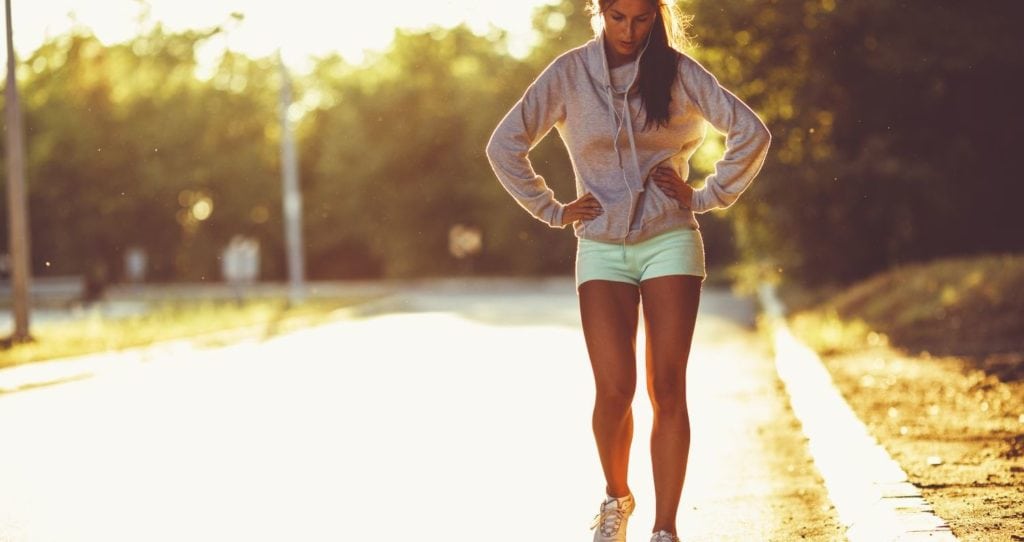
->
[0, 279, 839, 541]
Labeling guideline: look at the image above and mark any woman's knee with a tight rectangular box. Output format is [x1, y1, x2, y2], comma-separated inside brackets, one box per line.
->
[648, 377, 688, 414]
[595, 381, 636, 413]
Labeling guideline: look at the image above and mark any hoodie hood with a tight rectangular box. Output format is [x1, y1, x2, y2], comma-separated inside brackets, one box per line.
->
[584, 29, 649, 92]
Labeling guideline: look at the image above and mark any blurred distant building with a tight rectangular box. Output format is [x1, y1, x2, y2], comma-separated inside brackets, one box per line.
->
[221, 236, 260, 285]
[124, 247, 147, 283]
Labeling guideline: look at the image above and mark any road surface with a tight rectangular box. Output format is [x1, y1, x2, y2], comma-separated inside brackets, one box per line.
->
[0, 279, 840, 541]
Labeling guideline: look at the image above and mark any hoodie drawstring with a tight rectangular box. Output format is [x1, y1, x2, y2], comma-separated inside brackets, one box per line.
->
[601, 29, 653, 253]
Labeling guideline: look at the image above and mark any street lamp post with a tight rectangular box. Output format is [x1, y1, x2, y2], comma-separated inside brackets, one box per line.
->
[4, 0, 32, 343]
[277, 52, 305, 306]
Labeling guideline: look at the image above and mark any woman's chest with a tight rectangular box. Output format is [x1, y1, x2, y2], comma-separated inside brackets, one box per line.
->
[560, 84, 706, 155]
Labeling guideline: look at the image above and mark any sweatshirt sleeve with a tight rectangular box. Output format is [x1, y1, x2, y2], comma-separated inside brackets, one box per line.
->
[679, 55, 772, 214]
[485, 58, 568, 229]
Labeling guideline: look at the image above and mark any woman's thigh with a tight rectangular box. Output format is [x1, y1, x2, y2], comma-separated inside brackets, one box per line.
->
[578, 280, 642, 395]
[639, 275, 702, 402]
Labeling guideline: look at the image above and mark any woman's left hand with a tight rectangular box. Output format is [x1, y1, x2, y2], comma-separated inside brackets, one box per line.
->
[651, 166, 694, 209]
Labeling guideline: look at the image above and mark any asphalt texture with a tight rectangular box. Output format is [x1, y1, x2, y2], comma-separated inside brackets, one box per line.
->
[0, 279, 840, 541]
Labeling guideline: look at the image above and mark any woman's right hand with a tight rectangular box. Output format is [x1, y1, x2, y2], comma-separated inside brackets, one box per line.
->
[561, 192, 604, 226]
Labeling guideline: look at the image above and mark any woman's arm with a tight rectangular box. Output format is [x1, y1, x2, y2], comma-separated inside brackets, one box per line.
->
[485, 58, 569, 228]
[678, 54, 771, 214]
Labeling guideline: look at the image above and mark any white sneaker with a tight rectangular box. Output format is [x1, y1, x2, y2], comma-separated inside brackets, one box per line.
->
[591, 493, 635, 542]
[650, 530, 680, 542]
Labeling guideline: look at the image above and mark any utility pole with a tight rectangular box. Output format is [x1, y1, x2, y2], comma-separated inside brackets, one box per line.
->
[4, 0, 32, 343]
[277, 52, 305, 305]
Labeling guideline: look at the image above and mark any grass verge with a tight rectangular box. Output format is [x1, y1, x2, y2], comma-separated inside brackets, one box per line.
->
[787, 253, 1024, 361]
[0, 296, 378, 369]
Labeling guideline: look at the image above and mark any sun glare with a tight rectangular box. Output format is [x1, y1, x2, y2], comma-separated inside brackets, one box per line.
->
[1, 0, 558, 72]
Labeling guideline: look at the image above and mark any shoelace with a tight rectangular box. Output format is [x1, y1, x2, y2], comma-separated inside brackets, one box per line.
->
[650, 530, 679, 542]
[590, 503, 626, 536]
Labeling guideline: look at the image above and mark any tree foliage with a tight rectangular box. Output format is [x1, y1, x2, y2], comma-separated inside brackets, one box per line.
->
[2, 1, 1021, 287]
[4, 26, 283, 287]
[686, 0, 1024, 283]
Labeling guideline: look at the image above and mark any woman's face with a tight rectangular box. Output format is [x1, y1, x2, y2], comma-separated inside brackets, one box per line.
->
[602, 0, 658, 60]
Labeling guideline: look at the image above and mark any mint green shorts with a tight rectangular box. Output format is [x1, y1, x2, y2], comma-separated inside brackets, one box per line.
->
[575, 229, 706, 289]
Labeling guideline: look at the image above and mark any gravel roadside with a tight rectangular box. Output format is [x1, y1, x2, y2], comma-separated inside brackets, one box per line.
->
[820, 347, 1024, 541]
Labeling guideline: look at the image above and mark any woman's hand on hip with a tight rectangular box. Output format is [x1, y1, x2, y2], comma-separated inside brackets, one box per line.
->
[561, 192, 603, 226]
[651, 166, 694, 209]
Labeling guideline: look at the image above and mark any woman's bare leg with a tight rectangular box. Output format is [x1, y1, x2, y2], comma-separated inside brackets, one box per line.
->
[639, 275, 702, 535]
[578, 279, 641, 498]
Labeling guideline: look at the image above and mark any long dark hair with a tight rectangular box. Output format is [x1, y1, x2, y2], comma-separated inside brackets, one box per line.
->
[589, 0, 693, 129]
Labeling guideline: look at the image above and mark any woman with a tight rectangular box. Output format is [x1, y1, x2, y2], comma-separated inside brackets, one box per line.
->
[485, 0, 770, 540]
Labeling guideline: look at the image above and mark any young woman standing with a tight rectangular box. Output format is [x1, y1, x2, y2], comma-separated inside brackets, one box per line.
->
[486, 1, 770, 540]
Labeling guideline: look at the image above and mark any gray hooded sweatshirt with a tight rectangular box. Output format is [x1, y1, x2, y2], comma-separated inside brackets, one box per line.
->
[486, 33, 771, 244]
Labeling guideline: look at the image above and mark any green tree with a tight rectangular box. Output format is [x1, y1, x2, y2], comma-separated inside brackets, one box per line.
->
[688, 0, 1024, 284]
[301, 25, 578, 278]
[3, 25, 285, 287]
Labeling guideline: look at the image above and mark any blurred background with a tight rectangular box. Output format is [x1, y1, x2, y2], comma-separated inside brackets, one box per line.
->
[3, 0, 1020, 289]
[0, 0, 1022, 356]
